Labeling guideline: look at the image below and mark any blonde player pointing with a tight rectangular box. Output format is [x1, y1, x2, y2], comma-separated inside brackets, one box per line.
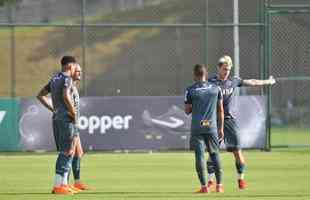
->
[207, 55, 276, 190]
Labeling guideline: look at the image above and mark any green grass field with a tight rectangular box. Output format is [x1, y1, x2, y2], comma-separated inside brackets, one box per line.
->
[0, 149, 310, 200]
[272, 127, 310, 147]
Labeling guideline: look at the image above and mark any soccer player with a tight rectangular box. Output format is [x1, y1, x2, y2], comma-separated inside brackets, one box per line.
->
[184, 64, 225, 193]
[67, 63, 89, 191]
[37, 56, 77, 195]
[207, 55, 276, 190]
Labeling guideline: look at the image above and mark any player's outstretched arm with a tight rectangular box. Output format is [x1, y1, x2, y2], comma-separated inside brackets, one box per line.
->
[63, 86, 76, 122]
[242, 75, 276, 86]
[37, 85, 54, 113]
[242, 76, 276, 86]
[217, 100, 224, 141]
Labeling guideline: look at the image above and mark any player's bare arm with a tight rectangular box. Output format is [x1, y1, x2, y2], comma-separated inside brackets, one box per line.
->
[242, 75, 276, 86]
[37, 85, 54, 113]
[184, 104, 192, 115]
[63, 86, 76, 122]
[217, 99, 224, 141]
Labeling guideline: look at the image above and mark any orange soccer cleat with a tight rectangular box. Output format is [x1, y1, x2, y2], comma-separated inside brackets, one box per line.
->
[216, 184, 224, 193]
[51, 185, 74, 195]
[68, 185, 82, 193]
[195, 186, 209, 193]
[74, 182, 90, 190]
[207, 180, 214, 189]
[238, 179, 247, 190]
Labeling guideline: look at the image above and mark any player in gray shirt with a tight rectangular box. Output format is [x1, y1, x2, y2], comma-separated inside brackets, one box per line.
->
[184, 64, 225, 193]
[68, 63, 89, 191]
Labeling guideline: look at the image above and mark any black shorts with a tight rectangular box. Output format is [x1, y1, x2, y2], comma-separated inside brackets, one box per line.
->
[224, 118, 241, 152]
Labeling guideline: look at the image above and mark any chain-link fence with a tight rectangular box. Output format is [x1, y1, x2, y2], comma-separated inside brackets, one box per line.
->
[0, 0, 309, 148]
[266, 0, 310, 147]
[0, 0, 264, 97]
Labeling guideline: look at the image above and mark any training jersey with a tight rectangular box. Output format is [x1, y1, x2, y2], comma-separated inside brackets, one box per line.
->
[44, 72, 73, 120]
[71, 84, 80, 120]
[184, 81, 223, 134]
[209, 75, 243, 118]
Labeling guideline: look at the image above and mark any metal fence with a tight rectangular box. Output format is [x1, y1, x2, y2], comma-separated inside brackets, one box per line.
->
[0, 0, 309, 148]
[0, 0, 264, 98]
[265, 0, 310, 147]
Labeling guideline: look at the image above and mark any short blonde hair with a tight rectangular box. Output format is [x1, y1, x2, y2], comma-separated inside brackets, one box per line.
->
[218, 55, 233, 68]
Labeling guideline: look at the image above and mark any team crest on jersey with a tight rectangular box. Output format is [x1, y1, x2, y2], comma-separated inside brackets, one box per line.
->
[200, 119, 211, 127]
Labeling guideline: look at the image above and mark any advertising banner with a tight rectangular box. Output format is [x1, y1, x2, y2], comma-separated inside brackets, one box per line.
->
[20, 96, 266, 151]
[0, 98, 20, 151]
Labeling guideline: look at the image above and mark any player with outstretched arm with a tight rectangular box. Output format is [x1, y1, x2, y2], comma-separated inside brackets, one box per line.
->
[207, 55, 276, 190]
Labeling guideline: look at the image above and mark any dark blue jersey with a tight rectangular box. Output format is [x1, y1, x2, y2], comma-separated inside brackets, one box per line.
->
[44, 72, 73, 119]
[208, 75, 243, 118]
[185, 81, 223, 134]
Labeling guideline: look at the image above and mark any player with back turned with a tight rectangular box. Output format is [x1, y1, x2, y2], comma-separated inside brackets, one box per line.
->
[184, 64, 225, 193]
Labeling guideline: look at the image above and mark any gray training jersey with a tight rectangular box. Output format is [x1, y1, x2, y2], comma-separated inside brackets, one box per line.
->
[208, 75, 243, 118]
[44, 72, 73, 120]
[185, 81, 223, 135]
[71, 84, 80, 120]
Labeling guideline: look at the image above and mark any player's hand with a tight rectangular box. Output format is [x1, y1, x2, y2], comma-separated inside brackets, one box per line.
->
[64, 148, 75, 156]
[268, 76, 276, 85]
[68, 148, 75, 156]
[218, 129, 224, 142]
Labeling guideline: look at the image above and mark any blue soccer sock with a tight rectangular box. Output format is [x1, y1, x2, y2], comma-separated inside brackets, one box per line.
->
[235, 161, 246, 179]
[72, 156, 81, 182]
[55, 152, 73, 186]
[55, 153, 67, 176]
[63, 154, 73, 185]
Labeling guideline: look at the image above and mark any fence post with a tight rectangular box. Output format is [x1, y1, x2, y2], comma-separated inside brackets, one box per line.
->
[233, 0, 240, 82]
[81, 0, 87, 96]
[8, 0, 16, 98]
[204, 0, 208, 66]
[264, 0, 272, 151]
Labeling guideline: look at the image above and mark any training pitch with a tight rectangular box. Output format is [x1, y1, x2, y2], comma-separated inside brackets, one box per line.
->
[0, 149, 309, 200]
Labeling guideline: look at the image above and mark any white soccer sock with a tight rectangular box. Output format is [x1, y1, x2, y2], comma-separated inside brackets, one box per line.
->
[75, 179, 80, 184]
[238, 173, 245, 180]
[208, 173, 215, 182]
[63, 172, 68, 185]
[54, 174, 63, 187]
